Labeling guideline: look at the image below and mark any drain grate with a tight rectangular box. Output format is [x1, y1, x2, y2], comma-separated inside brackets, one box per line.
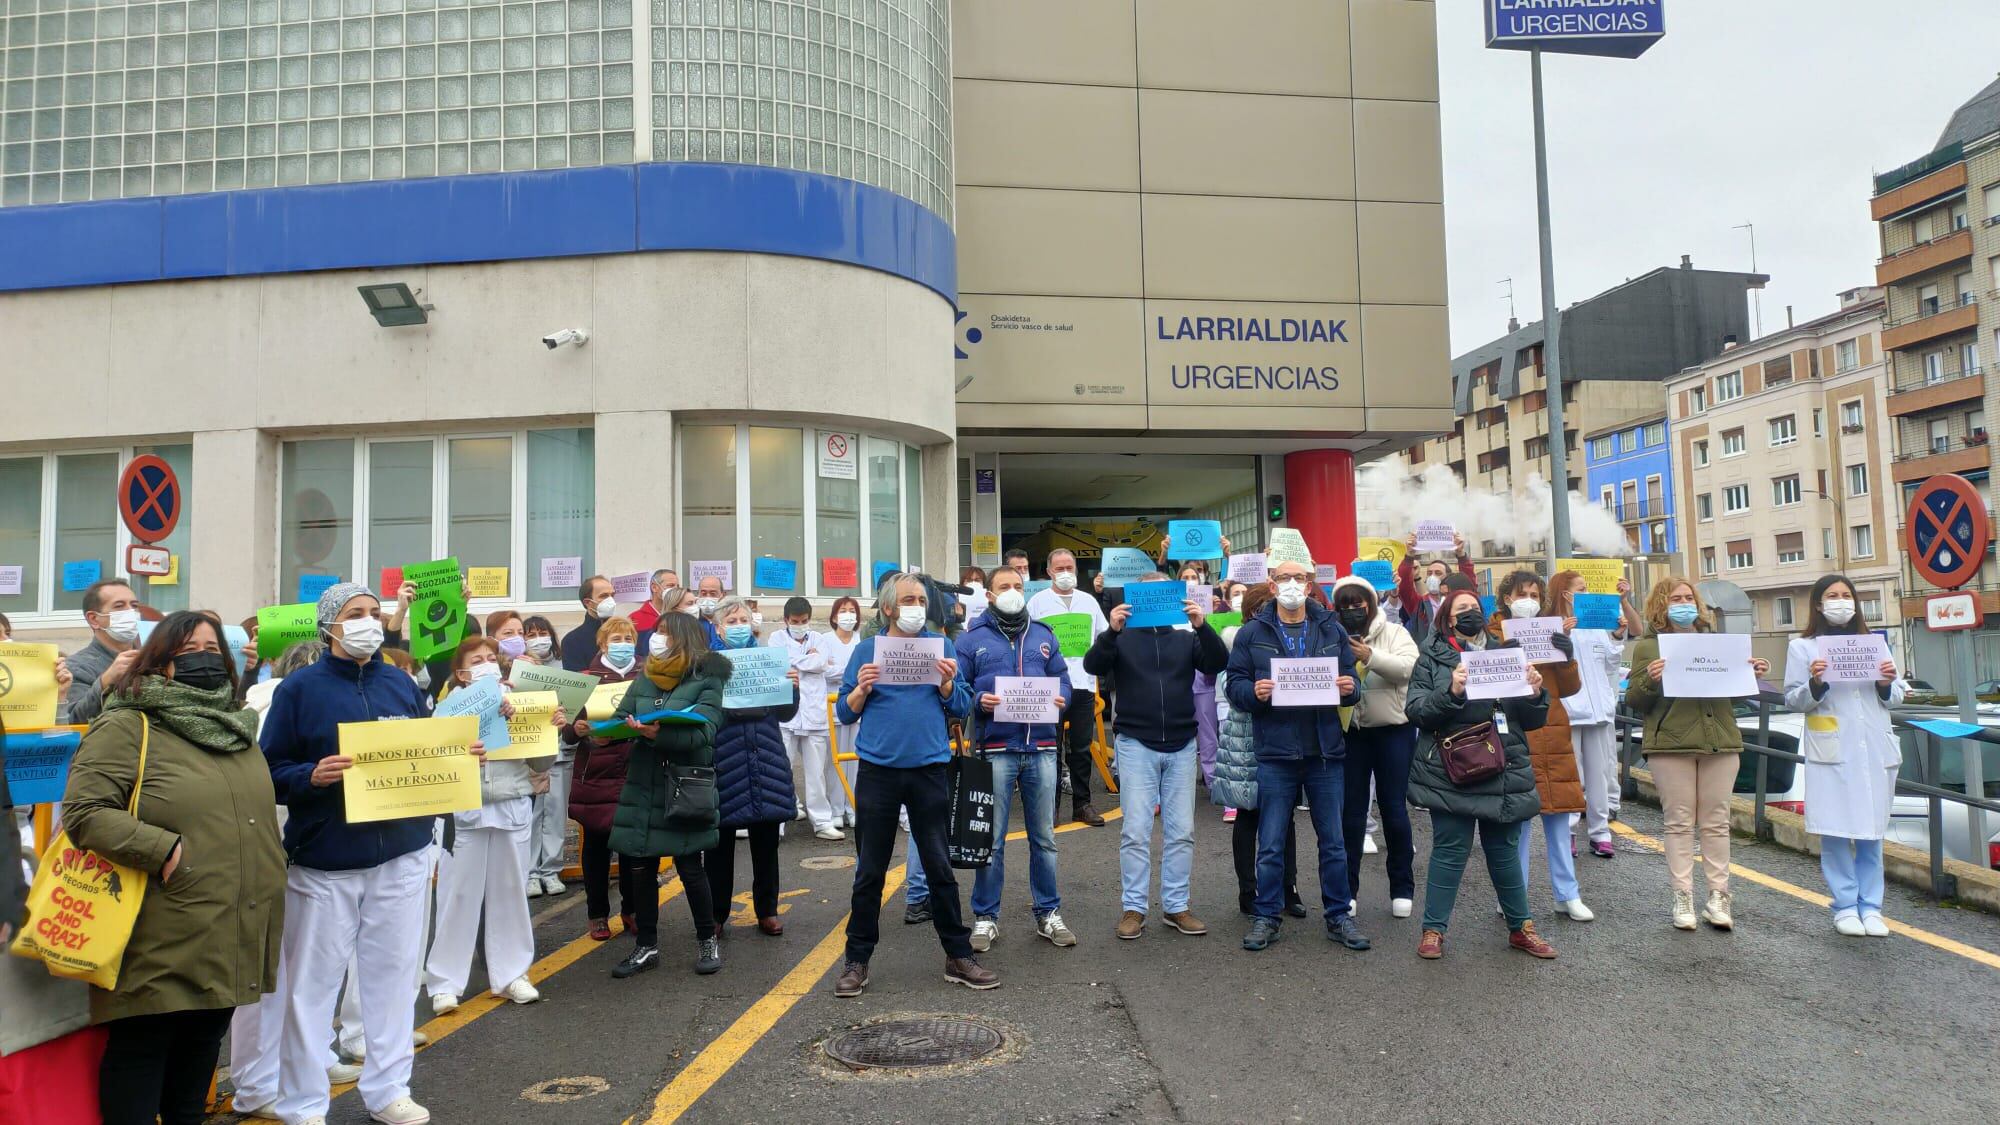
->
[824, 1017, 1004, 1071]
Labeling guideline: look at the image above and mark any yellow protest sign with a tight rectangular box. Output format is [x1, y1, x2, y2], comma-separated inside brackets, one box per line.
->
[491, 691, 560, 761]
[1355, 536, 1407, 571]
[1556, 558, 1626, 594]
[468, 566, 509, 598]
[338, 715, 481, 824]
[583, 679, 632, 721]
[0, 642, 60, 728]
[972, 534, 1000, 558]
[152, 554, 180, 586]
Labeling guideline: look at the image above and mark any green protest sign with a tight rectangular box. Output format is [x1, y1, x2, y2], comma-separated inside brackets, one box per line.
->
[256, 603, 320, 661]
[403, 557, 466, 663]
[1205, 611, 1242, 632]
[509, 662, 600, 718]
[1042, 612, 1093, 658]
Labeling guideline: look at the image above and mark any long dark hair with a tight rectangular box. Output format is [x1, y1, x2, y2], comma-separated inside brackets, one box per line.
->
[653, 610, 713, 660]
[1801, 573, 1866, 638]
[117, 609, 239, 697]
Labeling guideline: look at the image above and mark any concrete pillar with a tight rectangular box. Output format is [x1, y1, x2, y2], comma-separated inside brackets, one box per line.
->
[921, 439, 958, 576]
[594, 410, 675, 581]
[189, 428, 279, 623]
[1284, 449, 1358, 573]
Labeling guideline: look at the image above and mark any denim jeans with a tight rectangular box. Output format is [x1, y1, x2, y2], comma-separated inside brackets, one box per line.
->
[1517, 812, 1580, 903]
[1821, 835, 1886, 917]
[1255, 756, 1349, 922]
[1422, 812, 1530, 933]
[1341, 723, 1416, 900]
[1114, 734, 1198, 914]
[971, 749, 1061, 919]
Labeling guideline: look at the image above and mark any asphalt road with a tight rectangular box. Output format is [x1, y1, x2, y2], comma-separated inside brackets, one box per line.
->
[250, 783, 2000, 1125]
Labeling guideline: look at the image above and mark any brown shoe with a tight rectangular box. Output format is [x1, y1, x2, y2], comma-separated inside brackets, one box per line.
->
[1115, 911, 1146, 940]
[758, 916, 784, 937]
[833, 960, 868, 997]
[1073, 803, 1106, 827]
[1417, 929, 1445, 959]
[944, 956, 1000, 990]
[1508, 919, 1558, 960]
[1163, 911, 1208, 936]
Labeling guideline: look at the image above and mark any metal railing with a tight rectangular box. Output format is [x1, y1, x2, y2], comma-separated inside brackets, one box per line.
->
[1612, 690, 2000, 901]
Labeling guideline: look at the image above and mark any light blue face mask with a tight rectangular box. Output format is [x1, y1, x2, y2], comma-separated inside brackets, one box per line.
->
[606, 642, 636, 665]
[1667, 603, 1699, 627]
[724, 623, 755, 648]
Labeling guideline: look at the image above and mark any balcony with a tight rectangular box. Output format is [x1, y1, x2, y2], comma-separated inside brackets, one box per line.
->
[1892, 434, 1992, 482]
[1887, 366, 1987, 417]
[1876, 226, 1974, 286]
[1871, 154, 1966, 220]
[1883, 297, 1980, 352]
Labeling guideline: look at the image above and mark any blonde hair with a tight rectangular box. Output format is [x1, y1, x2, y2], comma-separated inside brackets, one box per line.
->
[1644, 575, 1710, 634]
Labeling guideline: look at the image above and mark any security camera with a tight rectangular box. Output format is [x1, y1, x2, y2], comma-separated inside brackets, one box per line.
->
[541, 328, 589, 350]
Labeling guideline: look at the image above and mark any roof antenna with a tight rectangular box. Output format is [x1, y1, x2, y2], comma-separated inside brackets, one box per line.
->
[1499, 278, 1518, 332]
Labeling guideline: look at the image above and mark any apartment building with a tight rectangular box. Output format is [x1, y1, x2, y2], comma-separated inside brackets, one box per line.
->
[1411, 259, 1762, 578]
[1870, 74, 2000, 680]
[1665, 288, 1901, 668]
[1582, 413, 1673, 556]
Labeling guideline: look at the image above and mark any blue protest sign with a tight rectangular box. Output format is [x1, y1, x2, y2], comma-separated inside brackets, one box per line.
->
[1124, 580, 1189, 629]
[61, 559, 101, 592]
[1166, 520, 1224, 561]
[435, 675, 510, 750]
[1351, 560, 1395, 591]
[872, 561, 899, 589]
[298, 573, 340, 604]
[1025, 579, 1052, 597]
[720, 645, 795, 709]
[3, 727, 81, 805]
[1574, 593, 1622, 631]
[753, 556, 797, 591]
[1100, 547, 1153, 587]
[1480, 596, 1497, 618]
[1909, 718, 1988, 741]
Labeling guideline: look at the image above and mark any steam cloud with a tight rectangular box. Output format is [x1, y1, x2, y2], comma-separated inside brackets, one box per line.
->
[1356, 455, 1633, 560]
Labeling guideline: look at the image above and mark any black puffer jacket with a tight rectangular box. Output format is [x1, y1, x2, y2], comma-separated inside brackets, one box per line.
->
[1404, 627, 1547, 824]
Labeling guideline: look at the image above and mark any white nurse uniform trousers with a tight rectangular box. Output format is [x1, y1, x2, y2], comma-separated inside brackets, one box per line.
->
[424, 821, 536, 998]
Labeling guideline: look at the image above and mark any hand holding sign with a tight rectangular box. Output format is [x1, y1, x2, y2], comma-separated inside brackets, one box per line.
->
[403, 557, 467, 663]
[1100, 547, 1153, 587]
[1413, 520, 1456, 553]
[994, 676, 1061, 723]
[1269, 658, 1342, 707]
[1123, 581, 1190, 629]
[1658, 633, 1758, 698]
[1816, 634, 1891, 684]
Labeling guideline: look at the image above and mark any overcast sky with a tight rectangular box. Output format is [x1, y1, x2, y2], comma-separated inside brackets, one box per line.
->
[1438, 0, 2000, 354]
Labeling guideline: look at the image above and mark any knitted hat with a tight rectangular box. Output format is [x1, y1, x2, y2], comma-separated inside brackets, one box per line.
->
[316, 581, 375, 632]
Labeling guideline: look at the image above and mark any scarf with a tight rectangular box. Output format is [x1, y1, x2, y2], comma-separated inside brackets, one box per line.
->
[645, 650, 689, 691]
[990, 603, 1030, 642]
[105, 674, 259, 754]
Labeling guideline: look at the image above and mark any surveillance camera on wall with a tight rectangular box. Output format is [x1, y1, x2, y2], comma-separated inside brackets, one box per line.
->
[541, 328, 589, 350]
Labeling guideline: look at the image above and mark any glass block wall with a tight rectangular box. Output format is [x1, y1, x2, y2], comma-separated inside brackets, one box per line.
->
[651, 0, 950, 223]
[2, 0, 952, 224]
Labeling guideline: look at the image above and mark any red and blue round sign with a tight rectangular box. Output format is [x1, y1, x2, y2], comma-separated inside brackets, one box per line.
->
[1905, 474, 1990, 590]
[117, 455, 182, 545]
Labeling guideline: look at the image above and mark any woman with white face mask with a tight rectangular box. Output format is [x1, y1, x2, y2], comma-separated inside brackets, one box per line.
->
[519, 613, 575, 895]
[1488, 571, 1592, 923]
[1783, 575, 1904, 937]
[820, 597, 865, 826]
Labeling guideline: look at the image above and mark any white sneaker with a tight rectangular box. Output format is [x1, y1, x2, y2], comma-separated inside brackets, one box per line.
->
[1701, 891, 1732, 931]
[411, 1030, 430, 1048]
[296, 1118, 327, 1125]
[1362, 835, 1379, 855]
[1834, 910, 1866, 937]
[1037, 912, 1077, 947]
[541, 874, 565, 895]
[970, 918, 999, 952]
[1861, 912, 1889, 937]
[795, 803, 808, 821]
[735, 827, 750, 839]
[814, 826, 846, 841]
[500, 976, 541, 1004]
[842, 809, 856, 828]
[1349, 898, 1357, 915]
[430, 992, 459, 1015]
[1672, 890, 1697, 930]
[327, 1061, 363, 1084]
[1390, 898, 1413, 919]
[236, 1101, 283, 1121]
[526, 875, 545, 898]
[369, 1096, 432, 1125]
[1558, 898, 1595, 922]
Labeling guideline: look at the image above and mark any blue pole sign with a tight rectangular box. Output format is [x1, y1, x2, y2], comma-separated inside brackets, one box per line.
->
[1485, 0, 1664, 59]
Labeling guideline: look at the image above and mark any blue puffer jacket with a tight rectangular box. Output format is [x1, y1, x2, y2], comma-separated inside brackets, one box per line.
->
[714, 685, 800, 829]
[1223, 600, 1360, 762]
[955, 611, 1072, 752]
[261, 650, 436, 871]
[1209, 677, 1257, 809]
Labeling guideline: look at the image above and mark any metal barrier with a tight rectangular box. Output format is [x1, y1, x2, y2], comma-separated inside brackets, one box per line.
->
[1613, 690, 2000, 900]
[824, 692, 1117, 805]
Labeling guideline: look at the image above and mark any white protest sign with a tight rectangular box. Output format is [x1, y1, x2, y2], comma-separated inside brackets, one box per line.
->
[1659, 633, 1757, 698]
[1228, 553, 1268, 583]
[608, 571, 651, 604]
[0, 565, 19, 596]
[1188, 583, 1215, 611]
[1501, 617, 1566, 665]
[817, 430, 858, 480]
[875, 635, 944, 685]
[1462, 646, 1532, 700]
[688, 560, 734, 590]
[538, 556, 582, 589]
[1267, 528, 1313, 568]
[1818, 634, 1891, 684]
[1270, 657, 1343, 707]
[993, 676, 1060, 723]
[1314, 564, 1340, 586]
[1414, 520, 1457, 554]
[958, 588, 989, 619]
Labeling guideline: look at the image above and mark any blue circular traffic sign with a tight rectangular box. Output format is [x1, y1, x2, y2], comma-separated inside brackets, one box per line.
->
[118, 455, 182, 544]
[1905, 474, 1989, 590]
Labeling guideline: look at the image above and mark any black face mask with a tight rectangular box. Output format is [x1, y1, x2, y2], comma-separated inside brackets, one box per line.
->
[1453, 610, 1487, 638]
[1337, 607, 1371, 633]
[172, 651, 231, 692]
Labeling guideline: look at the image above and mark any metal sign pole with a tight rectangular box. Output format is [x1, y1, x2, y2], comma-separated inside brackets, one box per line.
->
[1956, 630, 1987, 856]
[1531, 47, 1573, 574]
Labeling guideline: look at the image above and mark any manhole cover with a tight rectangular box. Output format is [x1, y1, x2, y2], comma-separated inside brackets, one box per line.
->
[824, 1017, 1004, 1071]
[800, 854, 855, 870]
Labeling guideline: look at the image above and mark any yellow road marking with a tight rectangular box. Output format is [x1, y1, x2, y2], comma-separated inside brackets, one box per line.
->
[632, 808, 1125, 1124]
[1610, 821, 2000, 972]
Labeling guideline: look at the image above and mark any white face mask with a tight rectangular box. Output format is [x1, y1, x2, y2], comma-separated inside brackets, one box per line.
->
[526, 635, 553, 658]
[751, 611, 765, 628]
[649, 633, 669, 657]
[835, 612, 858, 631]
[697, 597, 718, 617]
[338, 617, 385, 660]
[101, 607, 141, 643]
[1509, 598, 1540, 620]
[1275, 579, 1308, 610]
[1424, 575, 1442, 596]
[993, 589, 1026, 615]
[1230, 594, 1244, 613]
[594, 596, 617, 618]
[896, 605, 928, 633]
[787, 623, 810, 640]
[1051, 572, 1076, 592]
[413, 667, 432, 690]
[1822, 598, 1856, 625]
[467, 660, 502, 683]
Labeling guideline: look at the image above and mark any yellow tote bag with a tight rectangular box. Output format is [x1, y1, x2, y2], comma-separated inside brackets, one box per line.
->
[9, 717, 151, 989]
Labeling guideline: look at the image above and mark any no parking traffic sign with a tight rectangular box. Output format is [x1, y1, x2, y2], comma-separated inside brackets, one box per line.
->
[1905, 474, 1990, 591]
[117, 455, 181, 544]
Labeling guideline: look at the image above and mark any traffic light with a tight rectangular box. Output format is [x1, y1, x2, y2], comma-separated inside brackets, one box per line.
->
[1267, 494, 1285, 522]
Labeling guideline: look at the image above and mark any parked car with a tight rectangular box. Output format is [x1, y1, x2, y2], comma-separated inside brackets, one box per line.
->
[1903, 677, 1941, 704]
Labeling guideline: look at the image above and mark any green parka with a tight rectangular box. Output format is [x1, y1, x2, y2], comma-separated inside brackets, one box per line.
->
[1623, 629, 1746, 755]
[1404, 627, 1548, 824]
[606, 655, 729, 858]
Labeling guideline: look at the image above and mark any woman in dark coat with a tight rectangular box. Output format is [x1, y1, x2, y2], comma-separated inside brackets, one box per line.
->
[702, 596, 800, 938]
[1405, 588, 1557, 962]
[606, 612, 729, 979]
[568, 615, 642, 941]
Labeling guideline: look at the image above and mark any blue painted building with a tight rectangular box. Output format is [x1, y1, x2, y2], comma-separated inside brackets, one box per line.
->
[1583, 413, 1675, 557]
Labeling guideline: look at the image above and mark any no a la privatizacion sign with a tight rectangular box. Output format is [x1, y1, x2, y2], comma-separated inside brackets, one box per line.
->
[1485, 0, 1665, 59]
